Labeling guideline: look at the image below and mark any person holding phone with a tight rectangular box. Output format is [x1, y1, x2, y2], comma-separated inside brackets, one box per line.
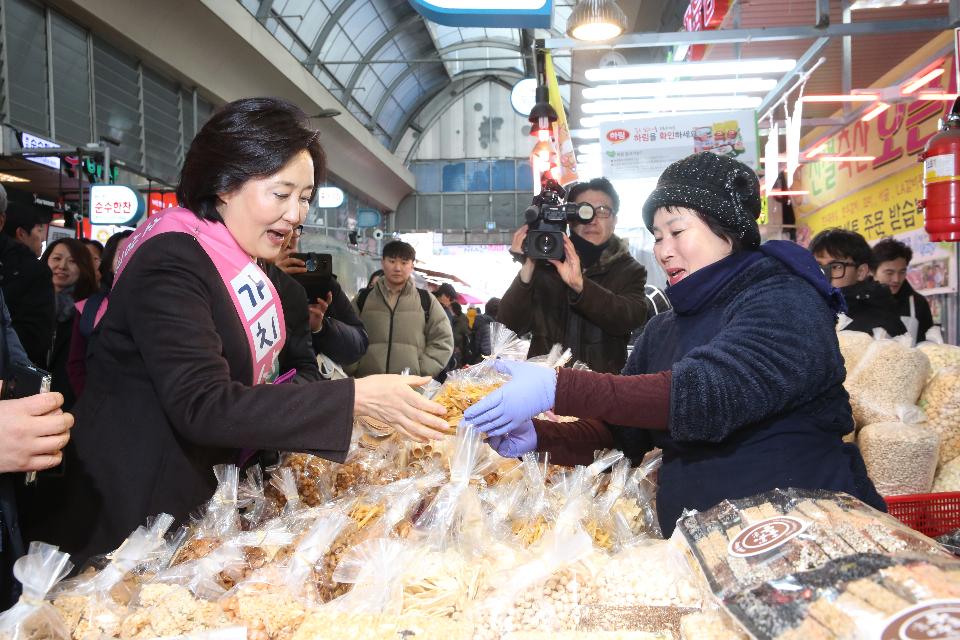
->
[274, 231, 368, 366]
[24, 98, 449, 563]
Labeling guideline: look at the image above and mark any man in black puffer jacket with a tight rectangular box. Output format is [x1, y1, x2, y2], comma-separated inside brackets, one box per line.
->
[809, 228, 906, 337]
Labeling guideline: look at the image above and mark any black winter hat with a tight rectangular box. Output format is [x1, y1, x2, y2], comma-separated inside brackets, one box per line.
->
[642, 152, 762, 249]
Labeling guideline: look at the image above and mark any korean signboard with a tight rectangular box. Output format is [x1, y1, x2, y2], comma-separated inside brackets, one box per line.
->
[599, 110, 759, 181]
[408, 0, 551, 28]
[90, 185, 143, 226]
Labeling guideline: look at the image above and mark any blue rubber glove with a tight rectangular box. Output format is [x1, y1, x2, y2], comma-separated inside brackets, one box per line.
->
[485, 419, 538, 458]
[463, 359, 557, 437]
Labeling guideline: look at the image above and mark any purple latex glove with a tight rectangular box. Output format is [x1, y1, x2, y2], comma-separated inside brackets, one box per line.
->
[486, 419, 538, 458]
[463, 359, 556, 437]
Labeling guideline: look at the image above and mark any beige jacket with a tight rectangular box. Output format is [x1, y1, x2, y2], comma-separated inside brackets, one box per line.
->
[349, 279, 453, 377]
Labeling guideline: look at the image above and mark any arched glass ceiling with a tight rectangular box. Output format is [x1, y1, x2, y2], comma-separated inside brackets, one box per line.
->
[237, 0, 572, 150]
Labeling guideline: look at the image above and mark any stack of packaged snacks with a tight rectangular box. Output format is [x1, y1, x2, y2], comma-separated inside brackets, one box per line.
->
[843, 331, 930, 428]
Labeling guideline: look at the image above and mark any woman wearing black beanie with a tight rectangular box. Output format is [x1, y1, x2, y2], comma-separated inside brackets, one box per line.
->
[463, 152, 885, 536]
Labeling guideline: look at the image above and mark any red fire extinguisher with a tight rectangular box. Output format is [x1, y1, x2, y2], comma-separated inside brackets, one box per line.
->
[920, 97, 960, 242]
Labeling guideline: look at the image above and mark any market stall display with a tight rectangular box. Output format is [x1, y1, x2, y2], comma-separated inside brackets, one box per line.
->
[843, 332, 931, 427]
[920, 366, 960, 469]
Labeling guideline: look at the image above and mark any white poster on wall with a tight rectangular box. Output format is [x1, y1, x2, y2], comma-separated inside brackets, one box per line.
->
[599, 110, 759, 181]
[871, 228, 957, 296]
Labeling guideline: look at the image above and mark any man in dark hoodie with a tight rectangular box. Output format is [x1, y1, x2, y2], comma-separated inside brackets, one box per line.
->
[499, 177, 650, 374]
[809, 228, 906, 337]
[871, 237, 934, 343]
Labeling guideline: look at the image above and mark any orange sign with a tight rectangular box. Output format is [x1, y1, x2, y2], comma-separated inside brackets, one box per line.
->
[794, 53, 957, 219]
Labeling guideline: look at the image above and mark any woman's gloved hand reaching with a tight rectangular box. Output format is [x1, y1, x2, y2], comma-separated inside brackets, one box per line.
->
[462, 359, 557, 438]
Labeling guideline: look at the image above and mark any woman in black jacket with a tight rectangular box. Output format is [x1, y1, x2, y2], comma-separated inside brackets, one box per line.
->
[24, 97, 449, 563]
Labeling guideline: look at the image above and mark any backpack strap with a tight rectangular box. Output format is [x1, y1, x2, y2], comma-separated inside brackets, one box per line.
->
[356, 287, 371, 313]
[417, 288, 431, 324]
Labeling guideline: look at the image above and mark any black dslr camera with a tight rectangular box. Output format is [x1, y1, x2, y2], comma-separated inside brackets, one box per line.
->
[522, 179, 595, 260]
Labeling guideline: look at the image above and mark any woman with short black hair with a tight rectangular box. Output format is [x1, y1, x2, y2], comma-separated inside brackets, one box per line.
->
[24, 97, 449, 562]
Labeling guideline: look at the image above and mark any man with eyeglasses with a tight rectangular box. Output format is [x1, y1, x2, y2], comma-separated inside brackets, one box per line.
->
[809, 228, 906, 337]
[499, 177, 657, 374]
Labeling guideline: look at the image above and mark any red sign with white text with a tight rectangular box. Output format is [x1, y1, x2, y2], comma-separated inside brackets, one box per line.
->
[682, 0, 731, 61]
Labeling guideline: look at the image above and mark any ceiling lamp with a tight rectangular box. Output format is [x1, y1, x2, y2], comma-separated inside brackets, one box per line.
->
[849, 0, 946, 9]
[901, 67, 945, 95]
[566, 0, 629, 42]
[0, 172, 29, 183]
[917, 92, 960, 101]
[800, 94, 880, 103]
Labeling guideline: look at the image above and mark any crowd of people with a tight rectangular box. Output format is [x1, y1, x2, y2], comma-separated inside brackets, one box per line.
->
[0, 95, 941, 607]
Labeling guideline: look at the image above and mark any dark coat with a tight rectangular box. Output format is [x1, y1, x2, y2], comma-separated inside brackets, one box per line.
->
[0, 234, 54, 367]
[610, 245, 884, 535]
[0, 290, 27, 609]
[19, 232, 354, 564]
[892, 280, 934, 341]
[48, 313, 77, 410]
[842, 279, 907, 337]
[267, 264, 322, 384]
[310, 279, 368, 366]
[498, 235, 649, 374]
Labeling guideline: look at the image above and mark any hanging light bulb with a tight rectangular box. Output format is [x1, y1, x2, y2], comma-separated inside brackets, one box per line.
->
[566, 0, 629, 42]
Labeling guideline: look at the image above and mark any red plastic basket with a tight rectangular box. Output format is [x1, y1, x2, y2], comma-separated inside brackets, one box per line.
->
[885, 492, 960, 538]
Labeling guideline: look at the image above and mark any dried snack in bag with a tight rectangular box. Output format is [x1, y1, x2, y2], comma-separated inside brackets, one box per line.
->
[837, 330, 873, 373]
[173, 466, 244, 564]
[431, 365, 507, 431]
[118, 582, 234, 638]
[845, 332, 930, 427]
[679, 609, 749, 640]
[0, 542, 73, 640]
[53, 522, 173, 639]
[920, 366, 960, 468]
[858, 405, 940, 496]
[284, 510, 351, 603]
[917, 341, 960, 380]
[933, 455, 960, 492]
[676, 488, 949, 601]
[589, 540, 705, 609]
[325, 537, 413, 615]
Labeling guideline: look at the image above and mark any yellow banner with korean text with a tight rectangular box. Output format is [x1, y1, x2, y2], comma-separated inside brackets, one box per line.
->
[793, 52, 956, 220]
[796, 164, 923, 245]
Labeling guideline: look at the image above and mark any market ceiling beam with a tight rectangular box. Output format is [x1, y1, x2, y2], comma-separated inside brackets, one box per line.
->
[303, 0, 354, 69]
[372, 62, 445, 126]
[544, 17, 954, 50]
[392, 71, 522, 155]
[758, 37, 830, 120]
[343, 13, 425, 106]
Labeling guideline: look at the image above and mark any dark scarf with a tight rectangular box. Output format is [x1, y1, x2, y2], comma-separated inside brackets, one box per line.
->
[570, 232, 609, 269]
[665, 240, 846, 316]
[54, 286, 76, 323]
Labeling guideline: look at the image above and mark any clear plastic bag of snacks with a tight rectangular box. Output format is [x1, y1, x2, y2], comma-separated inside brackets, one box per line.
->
[0, 542, 73, 640]
[836, 329, 874, 373]
[917, 337, 960, 380]
[845, 331, 931, 427]
[859, 404, 940, 496]
[53, 522, 173, 639]
[326, 538, 414, 615]
[676, 488, 949, 601]
[920, 366, 960, 468]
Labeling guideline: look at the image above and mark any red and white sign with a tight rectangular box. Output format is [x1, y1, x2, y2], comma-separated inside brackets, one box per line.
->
[727, 516, 809, 558]
[681, 0, 732, 61]
[881, 600, 960, 640]
[147, 192, 178, 217]
[606, 129, 630, 144]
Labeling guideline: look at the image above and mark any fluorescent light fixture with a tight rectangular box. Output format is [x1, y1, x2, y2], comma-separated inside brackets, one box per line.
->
[861, 102, 891, 122]
[0, 172, 29, 183]
[583, 77, 776, 100]
[585, 58, 796, 82]
[901, 67, 945, 94]
[800, 94, 880, 103]
[581, 112, 718, 128]
[813, 155, 877, 162]
[567, 0, 628, 41]
[767, 190, 810, 196]
[850, 0, 946, 9]
[577, 143, 601, 154]
[917, 92, 959, 101]
[583, 95, 762, 114]
[673, 44, 690, 62]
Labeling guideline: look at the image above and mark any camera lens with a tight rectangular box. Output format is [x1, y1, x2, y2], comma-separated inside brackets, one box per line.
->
[535, 233, 556, 255]
[306, 257, 317, 271]
[577, 203, 595, 222]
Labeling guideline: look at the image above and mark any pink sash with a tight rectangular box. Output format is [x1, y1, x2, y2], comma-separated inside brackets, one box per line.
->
[113, 207, 287, 385]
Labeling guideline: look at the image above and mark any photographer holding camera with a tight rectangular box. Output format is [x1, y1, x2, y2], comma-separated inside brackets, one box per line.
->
[499, 177, 657, 374]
